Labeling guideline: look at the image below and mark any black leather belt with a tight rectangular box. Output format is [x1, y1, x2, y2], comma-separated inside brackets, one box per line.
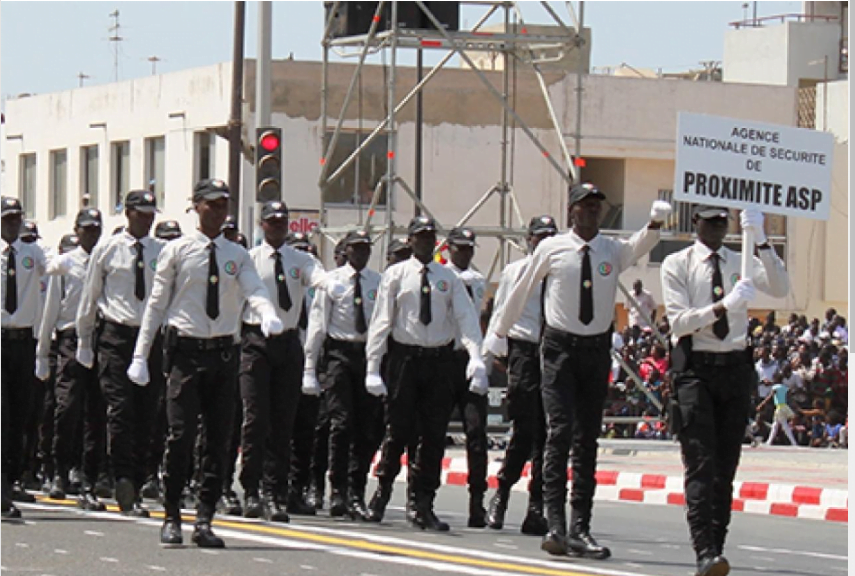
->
[1, 327, 32, 341]
[242, 323, 297, 341]
[543, 325, 612, 349]
[692, 350, 747, 367]
[326, 337, 366, 353]
[176, 335, 235, 352]
[103, 319, 140, 338]
[395, 342, 455, 358]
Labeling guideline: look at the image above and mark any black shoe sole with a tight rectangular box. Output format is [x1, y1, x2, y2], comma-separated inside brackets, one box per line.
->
[567, 547, 611, 560]
[541, 539, 569, 556]
[115, 479, 135, 513]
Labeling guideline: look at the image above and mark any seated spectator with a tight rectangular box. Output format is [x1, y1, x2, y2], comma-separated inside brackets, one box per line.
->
[822, 411, 845, 448]
[831, 315, 848, 345]
[755, 345, 778, 390]
[639, 344, 669, 382]
[780, 362, 803, 390]
[822, 307, 837, 333]
[781, 313, 800, 336]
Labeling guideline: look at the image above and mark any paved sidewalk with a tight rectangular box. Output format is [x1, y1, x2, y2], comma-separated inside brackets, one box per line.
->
[431, 439, 848, 523]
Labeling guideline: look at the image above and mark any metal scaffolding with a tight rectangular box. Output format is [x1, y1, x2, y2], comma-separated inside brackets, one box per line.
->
[317, 1, 585, 285]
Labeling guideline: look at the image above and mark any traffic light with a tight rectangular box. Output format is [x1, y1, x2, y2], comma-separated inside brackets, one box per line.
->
[256, 127, 282, 202]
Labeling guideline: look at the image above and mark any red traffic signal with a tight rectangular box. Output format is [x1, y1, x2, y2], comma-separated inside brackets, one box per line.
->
[260, 132, 280, 153]
[256, 127, 282, 202]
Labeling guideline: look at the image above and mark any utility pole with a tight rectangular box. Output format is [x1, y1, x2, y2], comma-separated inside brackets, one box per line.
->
[147, 56, 162, 75]
[254, 1, 272, 239]
[228, 1, 246, 218]
[77, 72, 90, 87]
[108, 10, 123, 82]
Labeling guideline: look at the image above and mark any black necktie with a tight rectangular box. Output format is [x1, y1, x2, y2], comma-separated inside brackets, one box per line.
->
[419, 265, 432, 325]
[711, 253, 729, 340]
[579, 245, 594, 325]
[354, 272, 367, 334]
[134, 241, 145, 301]
[465, 283, 474, 301]
[5, 247, 17, 314]
[206, 242, 219, 320]
[273, 252, 293, 311]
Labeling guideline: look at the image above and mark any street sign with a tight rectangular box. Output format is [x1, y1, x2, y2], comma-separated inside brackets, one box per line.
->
[674, 112, 834, 221]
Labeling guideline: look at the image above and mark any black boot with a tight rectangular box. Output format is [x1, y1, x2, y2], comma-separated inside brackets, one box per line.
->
[329, 489, 348, 518]
[521, 500, 549, 536]
[2, 474, 21, 519]
[286, 488, 317, 516]
[49, 475, 67, 500]
[365, 483, 392, 523]
[79, 487, 107, 512]
[115, 477, 136, 513]
[160, 504, 183, 545]
[696, 551, 730, 576]
[540, 502, 568, 556]
[11, 480, 35, 502]
[193, 505, 225, 548]
[411, 493, 449, 532]
[405, 483, 417, 523]
[567, 510, 611, 560]
[307, 482, 325, 511]
[266, 498, 290, 523]
[244, 491, 264, 519]
[468, 492, 487, 528]
[487, 488, 510, 530]
[348, 488, 368, 521]
[141, 476, 162, 500]
[219, 489, 243, 516]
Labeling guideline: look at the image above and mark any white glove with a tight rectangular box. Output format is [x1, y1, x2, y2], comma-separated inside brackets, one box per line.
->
[466, 356, 487, 381]
[722, 279, 756, 311]
[740, 208, 767, 245]
[76, 345, 95, 369]
[469, 374, 489, 396]
[261, 313, 284, 337]
[52, 253, 75, 274]
[126, 356, 150, 386]
[301, 371, 321, 396]
[649, 200, 673, 224]
[482, 333, 508, 357]
[35, 356, 50, 381]
[365, 372, 387, 397]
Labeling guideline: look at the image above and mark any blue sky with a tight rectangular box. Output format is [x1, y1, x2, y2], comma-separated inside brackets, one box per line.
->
[2, 1, 802, 101]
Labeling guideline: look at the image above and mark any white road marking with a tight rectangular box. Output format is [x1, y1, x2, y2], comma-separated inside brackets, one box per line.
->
[300, 566, 317, 570]
[53, 549, 68, 554]
[147, 566, 167, 572]
[253, 558, 273, 563]
[84, 530, 104, 537]
[199, 549, 220, 555]
[492, 543, 518, 550]
[627, 548, 653, 556]
[99, 557, 119, 563]
[738, 544, 847, 562]
[623, 563, 644, 569]
[14, 543, 29, 548]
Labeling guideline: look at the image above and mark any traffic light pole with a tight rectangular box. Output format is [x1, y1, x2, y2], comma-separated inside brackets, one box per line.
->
[228, 1, 246, 218]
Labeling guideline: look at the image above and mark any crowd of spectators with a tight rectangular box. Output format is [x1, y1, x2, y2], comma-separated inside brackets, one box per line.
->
[604, 294, 848, 448]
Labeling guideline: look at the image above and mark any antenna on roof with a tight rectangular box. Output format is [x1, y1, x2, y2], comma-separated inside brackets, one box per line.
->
[147, 56, 162, 75]
[77, 72, 91, 87]
[108, 10, 124, 82]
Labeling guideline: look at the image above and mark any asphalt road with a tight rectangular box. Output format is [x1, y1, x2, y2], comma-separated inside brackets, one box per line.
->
[2, 481, 846, 576]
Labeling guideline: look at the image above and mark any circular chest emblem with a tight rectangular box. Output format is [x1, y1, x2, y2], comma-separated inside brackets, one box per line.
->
[713, 286, 724, 297]
[730, 273, 740, 285]
[436, 280, 449, 292]
[289, 267, 301, 280]
[21, 256, 34, 270]
[598, 262, 613, 276]
[367, 289, 377, 301]
[224, 261, 237, 275]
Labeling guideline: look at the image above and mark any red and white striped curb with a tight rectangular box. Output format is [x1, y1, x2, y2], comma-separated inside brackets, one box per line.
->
[381, 456, 848, 524]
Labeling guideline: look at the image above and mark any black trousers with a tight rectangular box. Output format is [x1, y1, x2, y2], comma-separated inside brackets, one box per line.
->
[540, 326, 611, 533]
[2, 330, 36, 483]
[449, 349, 488, 496]
[239, 326, 302, 499]
[144, 334, 169, 483]
[37, 342, 60, 479]
[324, 339, 383, 496]
[310, 391, 331, 495]
[374, 344, 455, 502]
[290, 393, 320, 496]
[98, 321, 164, 489]
[52, 330, 106, 484]
[673, 358, 751, 557]
[163, 341, 238, 512]
[496, 338, 545, 504]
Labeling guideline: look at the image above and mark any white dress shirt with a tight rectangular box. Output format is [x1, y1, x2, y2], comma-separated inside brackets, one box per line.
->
[242, 242, 326, 329]
[2, 238, 48, 330]
[36, 247, 92, 357]
[446, 262, 485, 350]
[133, 230, 277, 359]
[661, 241, 789, 353]
[493, 226, 660, 338]
[486, 256, 543, 344]
[304, 263, 381, 372]
[76, 231, 165, 343]
[366, 256, 484, 374]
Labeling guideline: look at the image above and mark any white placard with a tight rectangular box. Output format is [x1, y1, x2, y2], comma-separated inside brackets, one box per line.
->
[674, 112, 833, 221]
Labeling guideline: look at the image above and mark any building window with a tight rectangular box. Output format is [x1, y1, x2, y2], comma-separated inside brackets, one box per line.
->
[194, 131, 215, 183]
[50, 149, 68, 220]
[111, 141, 130, 212]
[80, 145, 99, 209]
[322, 131, 388, 206]
[145, 136, 166, 208]
[19, 154, 36, 219]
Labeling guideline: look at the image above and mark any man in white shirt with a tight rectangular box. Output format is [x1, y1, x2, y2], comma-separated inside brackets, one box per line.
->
[303, 230, 382, 520]
[364, 216, 488, 531]
[128, 179, 284, 547]
[625, 279, 657, 330]
[485, 183, 672, 558]
[661, 205, 789, 576]
[484, 214, 558, 536]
